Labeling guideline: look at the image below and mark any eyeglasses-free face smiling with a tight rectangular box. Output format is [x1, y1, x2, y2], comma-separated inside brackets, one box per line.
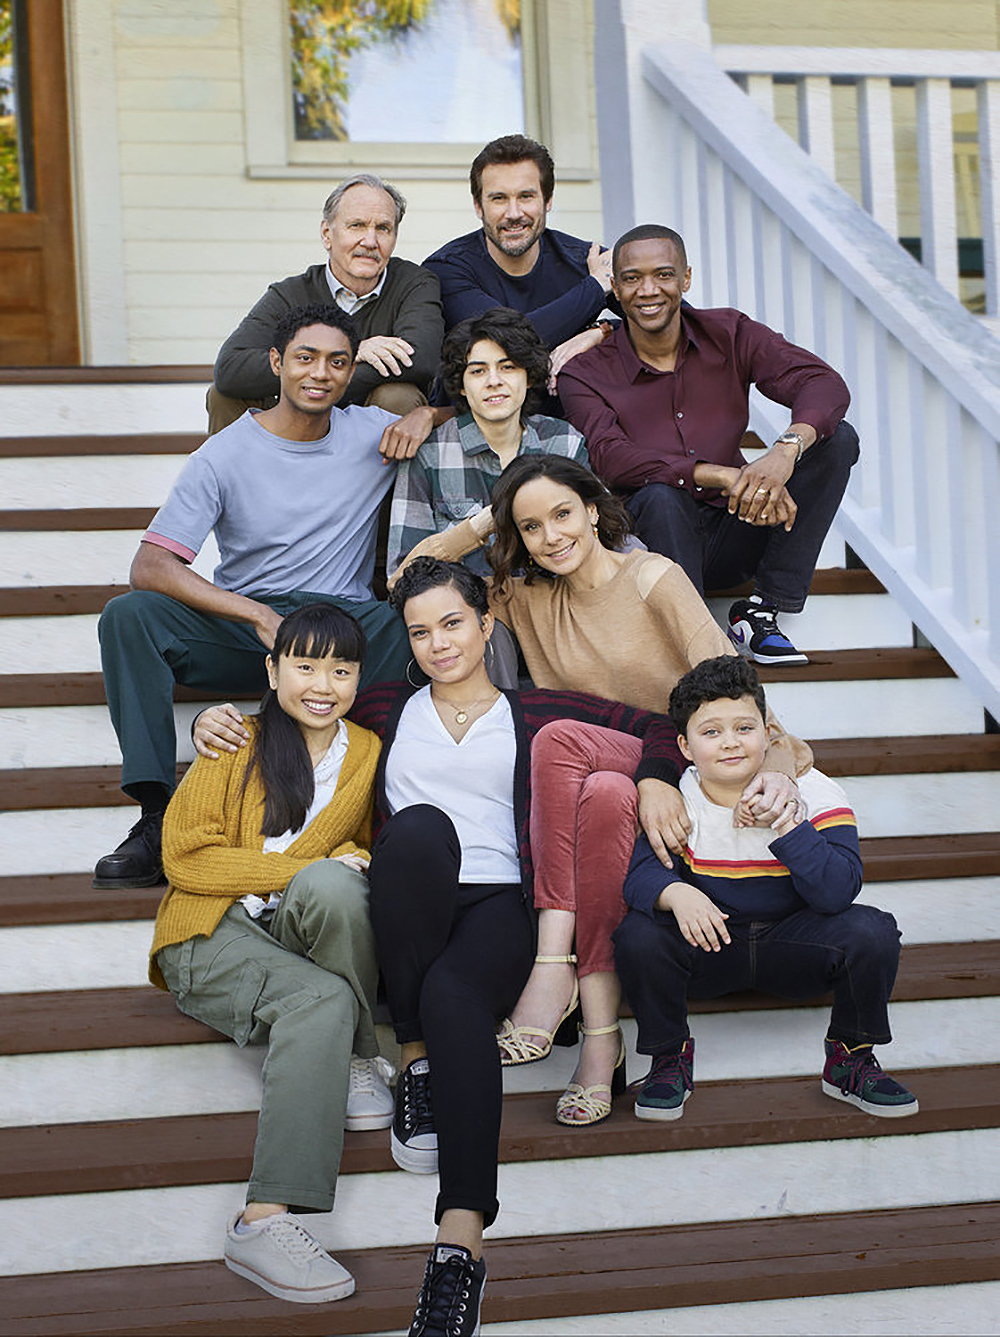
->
[265, 648, 361, 754]
[678, 694, 769, 802]
[510, 476, 600, 579]
[403, 584, 494, 685]
[269, 323, 355, 417]
[462, 337, 529, 426]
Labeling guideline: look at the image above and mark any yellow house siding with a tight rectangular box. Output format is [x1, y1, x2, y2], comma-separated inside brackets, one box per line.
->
[708, 0, 1000, 50]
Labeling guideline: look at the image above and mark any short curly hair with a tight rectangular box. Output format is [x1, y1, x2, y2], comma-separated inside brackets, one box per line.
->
[272, 304, 360, 360]
[388, 555, 491, 622]
[439, 308, 550, 418]
[668, 655, 767, 737]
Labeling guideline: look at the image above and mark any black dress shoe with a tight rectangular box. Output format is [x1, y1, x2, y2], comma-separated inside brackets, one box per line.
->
[93, 811, 166, 889]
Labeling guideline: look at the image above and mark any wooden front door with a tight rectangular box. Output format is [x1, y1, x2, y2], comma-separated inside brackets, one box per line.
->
[0, 0, 79, 365]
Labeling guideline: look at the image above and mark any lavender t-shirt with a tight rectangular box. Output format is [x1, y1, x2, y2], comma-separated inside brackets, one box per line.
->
[145, 407, 397, 602]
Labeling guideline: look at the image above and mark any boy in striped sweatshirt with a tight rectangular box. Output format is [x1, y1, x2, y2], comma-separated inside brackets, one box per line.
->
[613, 655, 918, 1121]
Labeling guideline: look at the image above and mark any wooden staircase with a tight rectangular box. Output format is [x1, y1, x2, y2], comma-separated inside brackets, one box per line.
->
[1, 387, 999, 1334]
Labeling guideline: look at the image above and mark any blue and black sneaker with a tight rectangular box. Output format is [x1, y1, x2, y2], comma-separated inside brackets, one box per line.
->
[821, 1039, 919, 1117]
[728, 595, 808, 665]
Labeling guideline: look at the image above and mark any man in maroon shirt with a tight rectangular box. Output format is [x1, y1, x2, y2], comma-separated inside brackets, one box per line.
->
[557, 225, 858, 665]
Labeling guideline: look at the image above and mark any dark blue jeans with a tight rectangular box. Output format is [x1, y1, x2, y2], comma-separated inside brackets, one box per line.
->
[613, 898, 900, 1053]
[624, 420, 859, 611]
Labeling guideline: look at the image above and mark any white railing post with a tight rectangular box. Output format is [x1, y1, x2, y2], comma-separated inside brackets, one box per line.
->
[744, 73, 775, 118]
[797, 75, 837, 176]
[857, 76, 899, 236]
[977, 78, 1000, 317]
[915, 76, 960, 296]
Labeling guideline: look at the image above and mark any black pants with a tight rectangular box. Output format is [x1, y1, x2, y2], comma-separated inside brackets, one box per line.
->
[624, 420, 859, 612]
[613, 901, 901, 1055]
[367, 805, 534, 1227]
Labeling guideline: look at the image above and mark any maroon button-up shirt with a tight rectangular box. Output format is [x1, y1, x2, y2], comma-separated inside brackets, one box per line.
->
[557, 307, 850, 505]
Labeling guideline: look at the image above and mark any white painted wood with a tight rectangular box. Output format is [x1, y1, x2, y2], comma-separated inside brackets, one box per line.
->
[838, 771, 1000, 839]
[759, 675, 985, 739]
[857, 76, 899, 234]
[978, 80, 1000, 318]
[0, 616, 103, 673]
[916, 78, 960, 296]
[797, 76, 837, 177]
[0, 455, 191, 509]
[857, 877, 1000, 944]
[0, 384, 209, 437]
[477, 1282, 1000, 1334]
[703, 592, 914, 652]
[716, 47, 1000, 81]
[2, 1127, 997, 1273]
[743, 73, 774, 118]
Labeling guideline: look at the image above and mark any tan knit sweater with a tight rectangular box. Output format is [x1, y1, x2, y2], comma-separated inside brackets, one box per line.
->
[149, 717, 380, 989]
[490, 550, 811, 774]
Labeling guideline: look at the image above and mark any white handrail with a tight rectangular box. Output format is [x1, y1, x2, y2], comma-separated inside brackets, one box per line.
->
[603, 37, 1000, 719]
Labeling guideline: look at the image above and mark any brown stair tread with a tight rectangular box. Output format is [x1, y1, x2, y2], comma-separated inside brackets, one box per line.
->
[0, 508, 157, 531]
[708, 566, 885, 596]
[2, 833, 997, 930]
[2, 1064, 996, 1201]
[4, 940, 997, 1056]
[3, 1202, 999, 1336]
[0, 569, 890, 619]
[0, 364, 213, 385]
[0, 433, 203, 458]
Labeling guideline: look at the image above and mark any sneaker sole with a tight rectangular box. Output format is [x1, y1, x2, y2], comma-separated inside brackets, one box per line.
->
[727, 623, 808, 666]
[344, 1109, 394, 1132]
[821, 1079, 920, 1118]
[391, 1128, 439, 1173]
[634, 1089, 690, 1121]
[224, 1253, 356, 1303]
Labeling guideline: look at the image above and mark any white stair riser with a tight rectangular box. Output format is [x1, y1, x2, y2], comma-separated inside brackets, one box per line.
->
[0, 615, 103, 673]
[1, 1128, 997, 1275]
[0, 455, 192, 509]
[3, 875, 997, 994]
[763, 675, 985, 737]
[0, 530, 221, 586]
[0, 384, 208, 437]
[4, 997, 997, 1128]
[475, 1283, 1000, 1336]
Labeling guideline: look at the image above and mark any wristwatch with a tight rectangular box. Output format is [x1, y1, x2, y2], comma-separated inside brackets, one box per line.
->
[775, 430, 805, 463]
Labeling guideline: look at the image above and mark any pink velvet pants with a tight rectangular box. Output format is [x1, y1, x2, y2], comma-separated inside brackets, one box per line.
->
[529, 719, 642, 977]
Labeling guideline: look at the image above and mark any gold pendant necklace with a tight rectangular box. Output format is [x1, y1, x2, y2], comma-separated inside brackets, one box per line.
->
[438, 689, 500, 727]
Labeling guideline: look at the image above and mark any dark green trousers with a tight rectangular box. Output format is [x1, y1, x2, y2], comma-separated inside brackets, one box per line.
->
[99, 588, 408, 797]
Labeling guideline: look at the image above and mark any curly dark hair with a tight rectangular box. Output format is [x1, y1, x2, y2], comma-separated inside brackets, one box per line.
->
[439, 308, 550, 418]
[272, 303, 360, 359]
[488, 455, 632, 594]
[470, 134, 555, 205]
[389, 555, 491, 622]
[668, 654, 766, 737]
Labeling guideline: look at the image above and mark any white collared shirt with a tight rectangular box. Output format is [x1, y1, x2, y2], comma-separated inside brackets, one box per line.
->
[325, 263, 387, 314]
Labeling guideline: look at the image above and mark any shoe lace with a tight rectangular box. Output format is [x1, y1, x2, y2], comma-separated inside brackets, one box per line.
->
[263, 1215, 327, 1263]
[837, 1048, 883, 1096]
[415, 1255, 475, 1334]
[405, 1064, 434, 1125]
[652, 1049, 693, 1091]
[350, 1054, 395, 1095]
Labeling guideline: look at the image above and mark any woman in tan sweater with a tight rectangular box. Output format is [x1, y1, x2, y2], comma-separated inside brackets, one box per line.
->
[149, 603, 386, 1308]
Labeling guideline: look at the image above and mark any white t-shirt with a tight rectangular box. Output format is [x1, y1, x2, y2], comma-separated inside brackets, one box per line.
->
[384, 687, 520, 884]
[242, 722, 350, 918]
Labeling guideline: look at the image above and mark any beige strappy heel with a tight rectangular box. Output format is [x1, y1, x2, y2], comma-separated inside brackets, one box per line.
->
[497, 954, 580, 1066]
[555, 1023, 627, 1126]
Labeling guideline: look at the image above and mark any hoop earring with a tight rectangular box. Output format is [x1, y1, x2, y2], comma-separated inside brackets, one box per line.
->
[405, 658, 424, 688]
[485, 638, 496, 672]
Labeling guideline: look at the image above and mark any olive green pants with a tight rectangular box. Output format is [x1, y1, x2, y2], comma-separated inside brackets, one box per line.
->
[156, 859, 378, 1211]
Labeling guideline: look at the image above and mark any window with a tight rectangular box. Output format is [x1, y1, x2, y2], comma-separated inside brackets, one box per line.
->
[0, 0, 33, 212]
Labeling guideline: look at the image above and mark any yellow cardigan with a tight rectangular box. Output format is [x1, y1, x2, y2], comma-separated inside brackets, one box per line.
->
[149, 716, 380, 989]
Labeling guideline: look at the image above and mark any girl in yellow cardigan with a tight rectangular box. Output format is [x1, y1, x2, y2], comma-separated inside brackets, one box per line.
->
[149, 603, 384, 1306]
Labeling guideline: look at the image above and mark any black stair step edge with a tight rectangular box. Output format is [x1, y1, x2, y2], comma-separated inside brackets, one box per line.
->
[0, 571, 887, 619]
[2, 1201, 999, 1336]
[3, 939, 997, 1057]
[1, 836, 997, 931]
[1, 1064, 996, 1201]
[0, 433, 203, 458]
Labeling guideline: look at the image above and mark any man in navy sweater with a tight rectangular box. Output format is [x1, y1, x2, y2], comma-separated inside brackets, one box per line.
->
[424, 135, 615, 393]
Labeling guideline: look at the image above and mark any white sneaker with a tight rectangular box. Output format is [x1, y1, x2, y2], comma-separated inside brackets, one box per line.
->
[345, 1054, 395, 1131]
[224, 1210, 355, 1303]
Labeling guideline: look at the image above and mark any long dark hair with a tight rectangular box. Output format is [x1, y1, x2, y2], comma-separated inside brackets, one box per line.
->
[488, 454, 631, 594]
[246, 603, 366, 838]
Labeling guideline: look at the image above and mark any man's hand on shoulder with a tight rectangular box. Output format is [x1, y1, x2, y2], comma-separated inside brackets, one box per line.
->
[548, 326, 607, 392]
[735, 771, 804, 829]
[379, 405, 454, 462]
[586, 240, 614, 293]
[356, 335, 415, 379]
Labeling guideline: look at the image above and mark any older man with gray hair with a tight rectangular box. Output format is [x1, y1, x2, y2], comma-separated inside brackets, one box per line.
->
[208, 173, 444, 433]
